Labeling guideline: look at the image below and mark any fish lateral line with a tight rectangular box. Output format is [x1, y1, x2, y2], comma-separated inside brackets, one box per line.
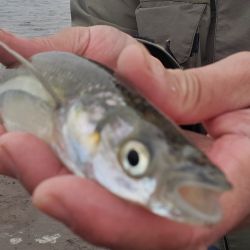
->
[0, 41, 62, 108]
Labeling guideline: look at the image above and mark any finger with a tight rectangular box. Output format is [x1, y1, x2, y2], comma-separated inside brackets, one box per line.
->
[117, 45, 250, 124]
[0, 132, 68, 192]
[0, 26, 138, 69]
[209, 135, 250, 233]
[0, 27, 89, 66]
[33, 176, 199, 250]
[0, 29, 51, 65]
[205, 108, 250, 138]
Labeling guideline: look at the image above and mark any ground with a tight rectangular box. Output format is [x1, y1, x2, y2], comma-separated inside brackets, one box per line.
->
[0, 176, 105, 250]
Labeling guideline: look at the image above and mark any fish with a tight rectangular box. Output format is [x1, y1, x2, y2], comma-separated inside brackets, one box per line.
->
[0, 41, 231, 225]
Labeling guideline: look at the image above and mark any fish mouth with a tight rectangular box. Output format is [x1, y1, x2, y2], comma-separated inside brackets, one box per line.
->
[149, 177, 231, 225]
[149, 160, 232, 224]
[174, 182, 224, 224]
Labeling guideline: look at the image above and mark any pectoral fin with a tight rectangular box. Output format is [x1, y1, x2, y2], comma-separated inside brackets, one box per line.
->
[0, 90, 53, 142]
[0, 41, 61, 107]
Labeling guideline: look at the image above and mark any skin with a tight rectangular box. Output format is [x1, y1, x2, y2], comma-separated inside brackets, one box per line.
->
[0, 26, 250, 250]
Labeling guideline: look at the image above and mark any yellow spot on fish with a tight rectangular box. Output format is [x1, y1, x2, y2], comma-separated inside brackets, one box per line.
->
[88, 132, 100, 146]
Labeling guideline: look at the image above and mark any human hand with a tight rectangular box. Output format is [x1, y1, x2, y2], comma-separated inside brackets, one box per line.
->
[1, 26, 250, 250]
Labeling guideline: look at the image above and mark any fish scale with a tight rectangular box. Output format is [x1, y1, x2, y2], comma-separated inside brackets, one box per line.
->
[0, 41, 231, 225]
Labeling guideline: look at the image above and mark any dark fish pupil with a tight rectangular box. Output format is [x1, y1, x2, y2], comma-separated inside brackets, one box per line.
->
[127, 149, 139, 167]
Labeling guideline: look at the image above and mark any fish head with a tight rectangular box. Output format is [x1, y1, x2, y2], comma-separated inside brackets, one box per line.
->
[100, 121, 231, 223]
[60, 101, 231, 224]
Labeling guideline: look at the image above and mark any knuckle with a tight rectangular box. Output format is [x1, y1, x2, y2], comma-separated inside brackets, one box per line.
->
[69, 26, 91, 55]
[173, 70, 202, 122]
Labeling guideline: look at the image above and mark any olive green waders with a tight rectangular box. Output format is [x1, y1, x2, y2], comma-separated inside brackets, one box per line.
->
[70, 0, 250, 249]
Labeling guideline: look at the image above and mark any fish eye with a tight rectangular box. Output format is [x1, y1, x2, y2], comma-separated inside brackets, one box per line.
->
[119, 140, 151, 177]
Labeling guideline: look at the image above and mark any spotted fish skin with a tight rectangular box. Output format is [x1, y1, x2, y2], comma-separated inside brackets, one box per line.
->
[0, 48, 231, 225]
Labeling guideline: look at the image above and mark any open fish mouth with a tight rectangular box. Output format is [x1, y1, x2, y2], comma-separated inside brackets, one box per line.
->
[175, 182, 224, 223]
[149, 180, 228, 224]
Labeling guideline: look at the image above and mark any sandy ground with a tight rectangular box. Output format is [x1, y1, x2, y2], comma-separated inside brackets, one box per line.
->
[0, 176, 105, 250]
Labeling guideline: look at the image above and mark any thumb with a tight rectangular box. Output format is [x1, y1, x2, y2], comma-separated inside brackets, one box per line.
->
[117, 45, 250, 124]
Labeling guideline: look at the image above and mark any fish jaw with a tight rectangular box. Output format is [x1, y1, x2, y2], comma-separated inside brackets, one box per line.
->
[148, 163, 232, 224]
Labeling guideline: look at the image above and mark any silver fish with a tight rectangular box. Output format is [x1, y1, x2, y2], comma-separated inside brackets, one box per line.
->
[0, 41, 231, 224]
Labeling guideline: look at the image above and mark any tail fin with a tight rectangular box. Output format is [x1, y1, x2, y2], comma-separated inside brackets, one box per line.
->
[0, 41, 61, 107]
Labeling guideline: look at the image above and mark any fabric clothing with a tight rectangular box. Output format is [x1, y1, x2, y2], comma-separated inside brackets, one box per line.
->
[71, 0, 250, 68]
[70, 0, 139, 35]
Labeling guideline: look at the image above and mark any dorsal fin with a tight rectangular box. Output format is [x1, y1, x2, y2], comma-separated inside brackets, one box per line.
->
[0, 41, 61, 107]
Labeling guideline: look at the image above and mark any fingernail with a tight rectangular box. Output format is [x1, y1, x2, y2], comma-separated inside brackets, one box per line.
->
[33, 191, 71, 226]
